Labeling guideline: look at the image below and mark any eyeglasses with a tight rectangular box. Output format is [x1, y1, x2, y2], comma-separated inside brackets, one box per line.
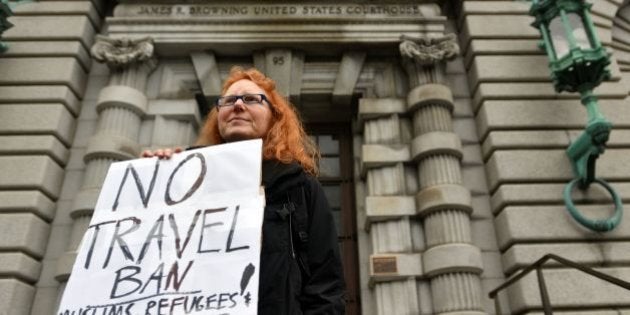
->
[216, 94, 272, 108]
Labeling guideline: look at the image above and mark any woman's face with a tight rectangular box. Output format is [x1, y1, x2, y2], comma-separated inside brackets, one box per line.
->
[217, 79, 273, 142]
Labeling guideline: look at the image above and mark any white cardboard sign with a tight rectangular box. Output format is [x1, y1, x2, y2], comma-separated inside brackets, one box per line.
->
[58, 139, 265, 315]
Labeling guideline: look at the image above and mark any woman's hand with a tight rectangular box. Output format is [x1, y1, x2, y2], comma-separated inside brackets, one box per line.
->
[140, 147, 183, 159]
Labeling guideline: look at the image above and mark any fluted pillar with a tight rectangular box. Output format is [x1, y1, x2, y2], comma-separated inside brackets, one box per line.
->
[400, 34, 486, 314]
[359, 96, 424, 314]
[55, 36, 157, 284]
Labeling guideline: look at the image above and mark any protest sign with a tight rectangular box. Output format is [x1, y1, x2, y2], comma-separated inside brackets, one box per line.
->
[58, 139, 265, 315]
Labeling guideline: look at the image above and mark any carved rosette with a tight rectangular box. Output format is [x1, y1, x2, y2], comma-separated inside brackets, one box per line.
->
[91, 35, 157, 69]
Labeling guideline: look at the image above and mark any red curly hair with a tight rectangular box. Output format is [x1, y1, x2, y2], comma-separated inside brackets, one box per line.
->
[196, 67, 319, 175]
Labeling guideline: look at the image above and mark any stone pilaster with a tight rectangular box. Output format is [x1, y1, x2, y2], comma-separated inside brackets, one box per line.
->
[400, 34, 486, 314]
[358, 97, 424, 314]
[54, 36, 157, 283]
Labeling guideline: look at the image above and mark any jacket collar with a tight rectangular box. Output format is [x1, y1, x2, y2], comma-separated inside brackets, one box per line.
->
[262, 160, 305, 199]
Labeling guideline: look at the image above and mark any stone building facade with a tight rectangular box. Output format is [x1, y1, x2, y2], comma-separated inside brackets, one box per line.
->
[1, 0, 630, 314]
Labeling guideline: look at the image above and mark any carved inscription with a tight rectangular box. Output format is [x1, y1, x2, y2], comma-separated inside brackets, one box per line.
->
[130, 4, 423, 18]
[372, 256, 398, 274]
[272, 56, 284, 66]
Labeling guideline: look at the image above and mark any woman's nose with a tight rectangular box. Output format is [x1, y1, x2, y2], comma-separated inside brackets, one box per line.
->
[233, 99, 246, 111]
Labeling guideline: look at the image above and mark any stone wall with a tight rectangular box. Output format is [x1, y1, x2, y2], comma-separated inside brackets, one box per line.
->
[3, 1, 630, 314]
[0, 1, 103, 314]
[460, 0, 630, 313]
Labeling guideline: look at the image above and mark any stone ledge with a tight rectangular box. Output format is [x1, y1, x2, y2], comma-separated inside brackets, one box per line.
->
[461, 0, 619, 21]
[406, 84, 454, 113]
[0, 104, 76, 147]
[3, 16, 96, 51]
[463, 14, 613, 52]
[461, 15, 537, 53]
[361, 144, 410, 175]
[0, 279, 35, 315]
[486, 149, 630, 193]
[468, 55, 621, 95]
[495, 205, 630, 251]
[357, 98, 406, 125]
[477, 99, 630, 141]
[461, 2, 617, 28]
[0, 85, 80, 116]
[411, 131, 462, 161]
[0, 135, 69, 166]
[482, 130, 630, 160]
[505, 267, 630, 314]
[0, 213, 50, 259]
[0, 191, 55, 221]
[472, 81, 628, 113]
[364, 196, 415, 230]
[461, 1, 529, 16]
[490, 183, 630, 215]
[422, 243, 483, 278]
[0, 156, 64, 200]
[107, 23, 447, 57]
[11, 1, 101, 29]
[463, 39, 539, 69]
[482, 130, 570, 161]
[97, 85, 148, 116]
[1, 41, 91, 72]
[416, 184, 472, 218]
[503, 242, 630, 275]
[369, 253, 422, 285]
[84, 133, 141, 162]
[0, 253, 42, 284]
[0, 58, 87, 98]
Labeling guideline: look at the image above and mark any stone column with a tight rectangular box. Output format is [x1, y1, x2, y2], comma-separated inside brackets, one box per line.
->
[359, 98, 423, 314]
[54, 36, 157, 287]
[400, 34, 486, 314]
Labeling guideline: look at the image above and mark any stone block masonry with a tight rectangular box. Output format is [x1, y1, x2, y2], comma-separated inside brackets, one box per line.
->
[461, 0, 630, 313]
[0, 1, 102, 315]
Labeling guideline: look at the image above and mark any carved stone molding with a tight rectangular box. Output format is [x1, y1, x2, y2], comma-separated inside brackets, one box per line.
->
[91, 35, 156, 69]
[399, 33, 459, 66]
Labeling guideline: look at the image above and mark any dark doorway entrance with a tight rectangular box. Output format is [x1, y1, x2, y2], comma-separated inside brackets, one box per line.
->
[307, 123, 360, 315]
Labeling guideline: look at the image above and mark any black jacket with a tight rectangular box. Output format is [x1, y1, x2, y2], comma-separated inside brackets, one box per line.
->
[259, 160, 345, 314]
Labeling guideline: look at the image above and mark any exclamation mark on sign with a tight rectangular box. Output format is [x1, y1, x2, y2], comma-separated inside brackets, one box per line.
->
[240, 263, 255, 307]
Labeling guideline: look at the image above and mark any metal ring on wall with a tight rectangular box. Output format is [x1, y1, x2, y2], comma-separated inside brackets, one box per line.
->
[563, 178, 623, 232]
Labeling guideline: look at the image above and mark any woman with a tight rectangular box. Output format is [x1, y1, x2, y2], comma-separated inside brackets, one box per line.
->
[143, 67, 345, 314]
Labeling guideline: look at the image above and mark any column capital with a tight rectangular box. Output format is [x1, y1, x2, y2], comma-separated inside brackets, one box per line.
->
[91, 35, 157, 70]
[399, 33, 459, 66]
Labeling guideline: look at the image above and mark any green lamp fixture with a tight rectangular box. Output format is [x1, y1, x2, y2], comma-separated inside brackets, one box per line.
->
[529, 0, 622, 232]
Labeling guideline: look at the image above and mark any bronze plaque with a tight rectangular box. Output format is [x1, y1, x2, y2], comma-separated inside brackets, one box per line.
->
[372, 256, 397, 274]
